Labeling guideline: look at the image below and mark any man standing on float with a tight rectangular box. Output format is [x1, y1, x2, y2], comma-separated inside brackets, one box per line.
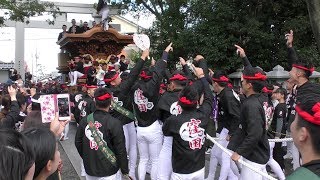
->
[97, 0, 110, 31]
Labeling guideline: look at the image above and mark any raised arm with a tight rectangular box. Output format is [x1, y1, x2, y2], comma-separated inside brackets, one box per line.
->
[234, 44, 252, 68]
[144, 43, 173, 96]
[179, 57, 193, 79]
[195, 55, 209, 76]
[119, 49, 149, 93]
[286, 30, 298, 68]
[2, 86, 20, 129]
[195, 67, 213, 116]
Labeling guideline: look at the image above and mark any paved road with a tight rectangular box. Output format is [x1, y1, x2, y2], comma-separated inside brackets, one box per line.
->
[59, 122, 293, 180]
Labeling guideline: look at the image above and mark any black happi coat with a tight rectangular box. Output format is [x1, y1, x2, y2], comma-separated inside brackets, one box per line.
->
[74, 93, 95, 123]
[162, 78, 213, 174]
[108, 58, 145, 125]
[286, 88, 296, 129]
[228, 93, 270, 164]
[75, 110, 128, 177]
[216, 87, 241, 136]
[157, 90, 181, 123]
[0, 101, 20, 129]
[269, 103, 287, 138]
[287, 47, 320, 104]
[70, 61, 84, 73]
[132, 52, 167, 127]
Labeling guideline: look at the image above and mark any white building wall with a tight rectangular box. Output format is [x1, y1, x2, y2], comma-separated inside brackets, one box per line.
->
[110, 17, 138, 34]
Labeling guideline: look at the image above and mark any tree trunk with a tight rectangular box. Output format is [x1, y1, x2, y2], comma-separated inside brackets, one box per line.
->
[306, 0, 320, 53]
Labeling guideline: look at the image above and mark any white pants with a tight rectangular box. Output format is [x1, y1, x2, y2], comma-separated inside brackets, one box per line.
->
[230, 155, 241, 178]
[267, 142, 285, 180]
[207, 136, 221, 179]
[85, 171, 121, 180]
[241, 158, 266, 180]
[86, 173, 117, 180]
[100, 6, 110, 21]
[285, 131, 293, 157]
[63, 123, 69, 138]
[137, 121, 163, 180]
[123, 122, 137, 179]
[207, 128, 237, 180]
[81, 160, 87, 177]
[69, 71, 84, 85]
[171, 168, 205, 180]
[157, 136, 173, 180]
[100, 6, 109, 30]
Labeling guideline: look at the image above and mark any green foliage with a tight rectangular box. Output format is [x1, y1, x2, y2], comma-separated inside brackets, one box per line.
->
[127, 49, 141, 63]
[0, 0, 60, 26]
[123, 0, 320, 72]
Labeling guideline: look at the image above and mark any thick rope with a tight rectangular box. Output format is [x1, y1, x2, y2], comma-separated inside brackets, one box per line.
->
[211, 137, 293, 142]
[268, 138, 293, 142]
[206, 134, 277, 180]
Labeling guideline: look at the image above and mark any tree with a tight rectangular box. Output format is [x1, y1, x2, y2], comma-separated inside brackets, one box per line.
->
[188, 0, 320, 72]
[0, 0, 60, 26]
[123, 0, 193, 67]
[123, 0, 320, 72]
[306, 0, 320, 54]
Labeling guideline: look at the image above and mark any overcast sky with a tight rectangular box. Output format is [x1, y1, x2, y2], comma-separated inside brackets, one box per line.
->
[0, 0, 154, 74]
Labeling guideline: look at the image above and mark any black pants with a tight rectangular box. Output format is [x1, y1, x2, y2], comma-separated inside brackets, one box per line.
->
[273, 142, 285, 169]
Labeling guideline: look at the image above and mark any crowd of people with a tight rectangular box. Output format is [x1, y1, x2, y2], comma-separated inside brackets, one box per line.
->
[0, 29, 320, 180]
[67, 54, 130, 87]
[57, 0, 112, 41]
[57, 19, 97, 41]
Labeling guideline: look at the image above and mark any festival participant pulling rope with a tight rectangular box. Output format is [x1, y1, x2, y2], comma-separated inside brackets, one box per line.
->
[206, 134, 277, 180]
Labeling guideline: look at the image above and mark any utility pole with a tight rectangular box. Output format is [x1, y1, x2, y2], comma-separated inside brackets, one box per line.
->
[34, 49, 39, 82]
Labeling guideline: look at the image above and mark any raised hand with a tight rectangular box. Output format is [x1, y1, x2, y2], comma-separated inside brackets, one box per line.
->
[50, 112, 70, 137]
[164, 42, 173, 52]
[193, 65, 205, 79]
[8, 86, 17, 101]
[234, 45, 246, 58]
[194, 55, 204, 62]
[30, 87, 36, 97]
[208, 68, 214, 77]
[285, 30, 294, 48]
[141, 49, 150, 61]
[151, 57, 156, 66]
[179, 57, 187, 66]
